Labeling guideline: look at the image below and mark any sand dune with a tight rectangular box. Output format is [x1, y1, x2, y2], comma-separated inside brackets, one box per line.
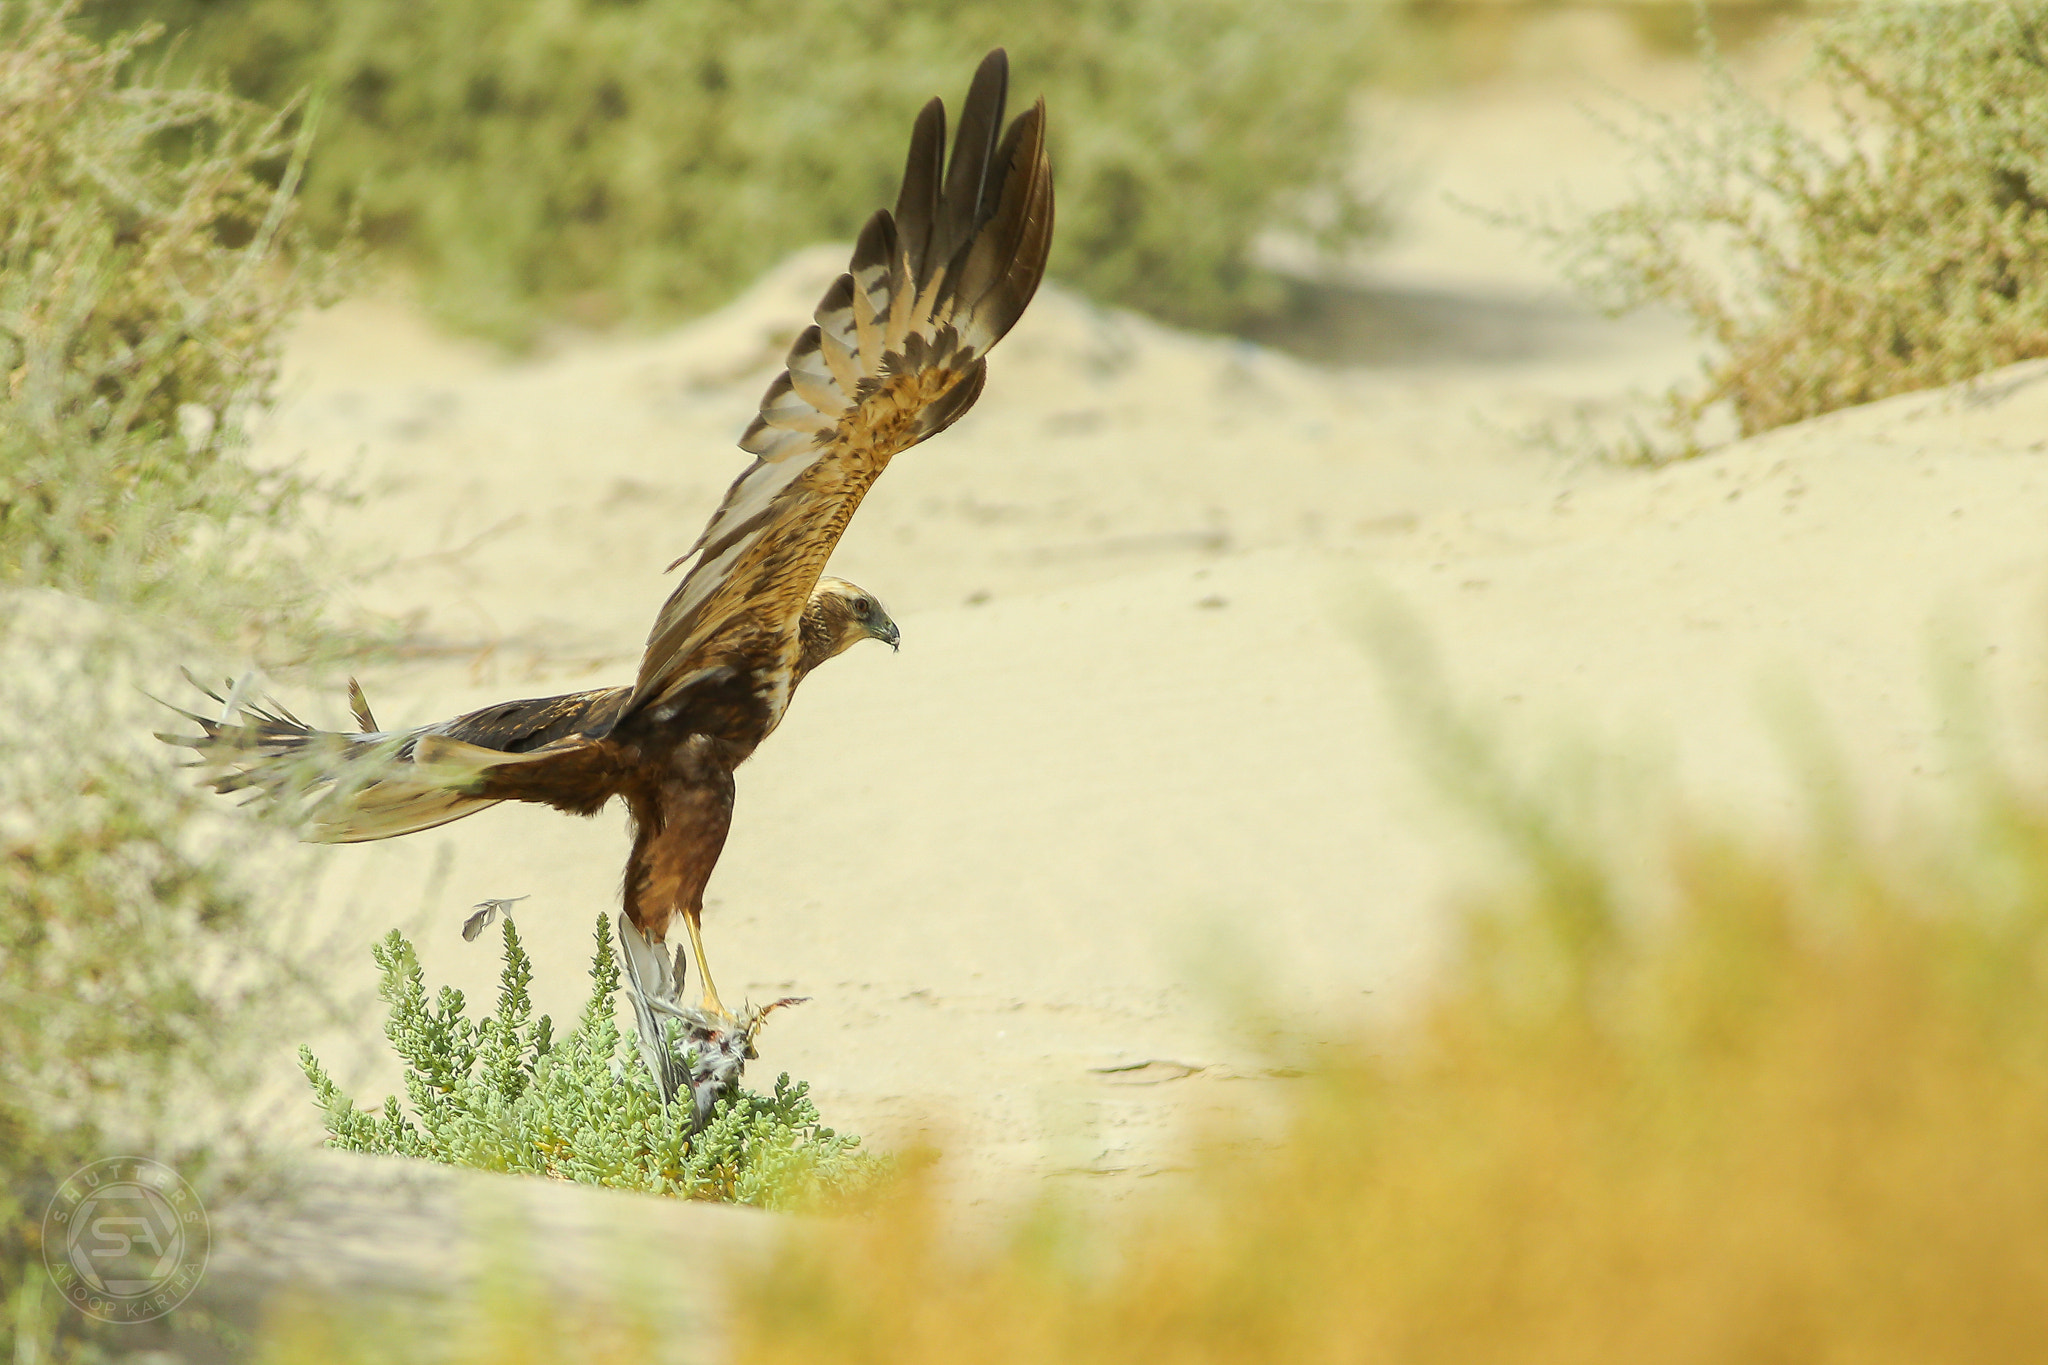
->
[222, 42, 2048, 1221]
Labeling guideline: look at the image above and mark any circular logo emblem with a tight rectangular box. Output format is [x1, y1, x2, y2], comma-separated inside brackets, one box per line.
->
[43, 1158, 209, 1323]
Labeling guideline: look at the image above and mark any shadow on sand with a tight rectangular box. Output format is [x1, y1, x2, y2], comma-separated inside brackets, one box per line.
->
[1244, 276, 1652, 369]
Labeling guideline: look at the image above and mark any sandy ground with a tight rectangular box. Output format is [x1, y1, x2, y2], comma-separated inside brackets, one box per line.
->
[188, 17, 2048, 1275]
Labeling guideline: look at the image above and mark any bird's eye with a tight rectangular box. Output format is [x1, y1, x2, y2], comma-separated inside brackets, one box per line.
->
[854, 597, 873, 616]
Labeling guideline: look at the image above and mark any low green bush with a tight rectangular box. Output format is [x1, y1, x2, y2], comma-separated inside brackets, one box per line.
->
[1526, 2, 2048, 456]
[81, 0, 1385, 343]
[300, 916, 885, 1210]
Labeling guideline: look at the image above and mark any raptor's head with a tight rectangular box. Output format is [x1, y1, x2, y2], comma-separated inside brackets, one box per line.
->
[799, 576, 900, 674]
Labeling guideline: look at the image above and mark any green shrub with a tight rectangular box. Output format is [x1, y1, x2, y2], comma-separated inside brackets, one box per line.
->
[1, 0, 344, 644]
[300, 915, 885, 1210]
[81, 0, 1384, 343]
[2, 7, 341, 1356]
[1527, 2, 2048, 455]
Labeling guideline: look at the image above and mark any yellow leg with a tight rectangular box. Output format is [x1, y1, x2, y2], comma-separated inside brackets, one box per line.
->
[682, 909, 729, 1020]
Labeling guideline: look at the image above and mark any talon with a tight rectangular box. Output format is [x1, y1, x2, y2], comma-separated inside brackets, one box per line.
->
[680, 907, 732, 1022]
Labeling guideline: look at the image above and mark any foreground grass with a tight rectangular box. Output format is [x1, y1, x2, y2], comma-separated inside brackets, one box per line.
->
[2, 6, 342, 1359]
[725, 688, 2048, 1360]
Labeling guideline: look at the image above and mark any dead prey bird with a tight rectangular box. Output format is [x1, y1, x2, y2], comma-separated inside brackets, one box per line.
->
[163, 51, 1053, 1094]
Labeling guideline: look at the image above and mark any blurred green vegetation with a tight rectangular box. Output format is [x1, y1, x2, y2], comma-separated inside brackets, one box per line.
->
[1530, 1, 2048, 455]
[80, 0, 1387, 344]
[1391, 0, 1807, 87]
[2, 5, 340, 1358]
[301, 916, 884, 1209]
[2, 0, 345, 644]
[0, 598, 333, 1363]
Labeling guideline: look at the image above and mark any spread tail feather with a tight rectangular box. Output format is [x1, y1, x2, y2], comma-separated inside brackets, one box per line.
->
[158, 674, 502, 843]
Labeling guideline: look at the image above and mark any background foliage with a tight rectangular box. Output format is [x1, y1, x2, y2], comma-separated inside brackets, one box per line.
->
[1, 1, 344, 640]
[79, 0, 1387, 344]
[1533, 1, 2048, 453]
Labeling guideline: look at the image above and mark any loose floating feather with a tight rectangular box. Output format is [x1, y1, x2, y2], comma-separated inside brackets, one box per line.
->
[347, 677, 378, 733]
[461, 895, 528, 943]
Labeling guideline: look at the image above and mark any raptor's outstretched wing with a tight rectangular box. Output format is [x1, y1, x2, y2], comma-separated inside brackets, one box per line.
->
[632, 49, 1053, 715]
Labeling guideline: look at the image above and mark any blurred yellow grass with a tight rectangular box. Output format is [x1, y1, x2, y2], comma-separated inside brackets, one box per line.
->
[729, 771, 2048, 1361]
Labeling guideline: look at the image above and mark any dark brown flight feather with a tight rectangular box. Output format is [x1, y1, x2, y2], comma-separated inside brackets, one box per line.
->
[630, 58, 1049, 719]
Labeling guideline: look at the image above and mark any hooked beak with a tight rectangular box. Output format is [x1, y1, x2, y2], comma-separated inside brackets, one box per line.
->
[879, 620, 901, 652]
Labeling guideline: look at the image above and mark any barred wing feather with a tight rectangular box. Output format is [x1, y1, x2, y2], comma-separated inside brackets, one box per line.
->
[632, 49, 1052, 713]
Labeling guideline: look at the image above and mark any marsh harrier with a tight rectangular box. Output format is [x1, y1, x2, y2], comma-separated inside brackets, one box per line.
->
[166, 51, 1053, 1046]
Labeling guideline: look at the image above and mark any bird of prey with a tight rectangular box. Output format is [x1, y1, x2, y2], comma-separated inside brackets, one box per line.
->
[165, 51, 1053, 1047]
